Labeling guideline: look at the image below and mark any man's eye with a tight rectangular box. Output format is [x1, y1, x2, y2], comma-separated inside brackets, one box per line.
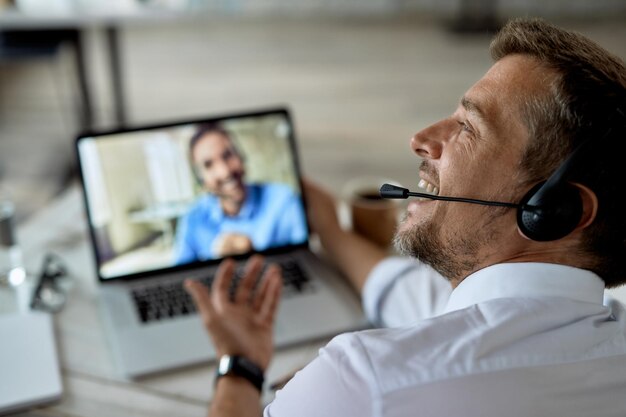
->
[458, 121, 472, 133]
[203, 160, 212, 169]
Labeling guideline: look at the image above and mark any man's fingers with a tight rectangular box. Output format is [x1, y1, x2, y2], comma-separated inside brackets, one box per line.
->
[254, 263, 281, 308]
[258, 266, 282, 322]
[213, 259, 236, 306]
[252, 268, 271, 311]
[235, 255, 264, 304]
[184, 279, 215, 326]
[264, 274, 283, 323]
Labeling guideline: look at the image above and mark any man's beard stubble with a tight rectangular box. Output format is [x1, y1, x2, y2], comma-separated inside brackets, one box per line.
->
[393, 210, 501, 283]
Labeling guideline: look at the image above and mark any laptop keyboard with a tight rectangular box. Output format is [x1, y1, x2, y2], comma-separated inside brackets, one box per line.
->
[131, 259, 312, 324]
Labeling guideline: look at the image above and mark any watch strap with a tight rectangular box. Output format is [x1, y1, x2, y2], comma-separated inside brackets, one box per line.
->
[216, 355, 264, 392]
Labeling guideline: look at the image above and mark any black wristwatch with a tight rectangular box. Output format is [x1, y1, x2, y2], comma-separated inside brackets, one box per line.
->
[216, 355, 265, 392]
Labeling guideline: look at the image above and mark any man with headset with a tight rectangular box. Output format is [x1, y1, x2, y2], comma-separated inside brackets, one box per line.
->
[184, 18, 626, 416]
[174, 123, 307, 263]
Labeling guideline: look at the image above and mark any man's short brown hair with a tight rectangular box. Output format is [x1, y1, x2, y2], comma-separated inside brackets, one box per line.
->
[490, 18, 626, 287]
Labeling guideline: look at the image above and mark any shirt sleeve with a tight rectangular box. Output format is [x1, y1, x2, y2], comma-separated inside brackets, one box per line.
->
[362, 257, 452, 327]
[264, 334, 375, 417]
[273, 186, 308, 245]
[284, 197, 308, 243]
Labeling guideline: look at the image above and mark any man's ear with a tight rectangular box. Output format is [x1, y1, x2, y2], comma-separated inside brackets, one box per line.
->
[573, 182, 598, 230]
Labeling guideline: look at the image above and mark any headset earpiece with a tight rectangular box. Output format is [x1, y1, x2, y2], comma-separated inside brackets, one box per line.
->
[517, 181, 583, 241]
[517, 100, 626, 241]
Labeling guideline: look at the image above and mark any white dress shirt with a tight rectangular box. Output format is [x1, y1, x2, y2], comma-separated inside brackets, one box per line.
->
[264, 261, 626, 417]
[361, 256, 452, 327]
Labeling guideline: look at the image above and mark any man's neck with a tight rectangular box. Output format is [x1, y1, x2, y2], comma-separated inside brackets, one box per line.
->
[221, 200, 243, 217]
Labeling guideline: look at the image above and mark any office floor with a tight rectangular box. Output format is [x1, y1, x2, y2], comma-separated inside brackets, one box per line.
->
[1, 15, 625, 223]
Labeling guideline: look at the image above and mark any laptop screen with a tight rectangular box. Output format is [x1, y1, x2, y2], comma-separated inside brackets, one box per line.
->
[76, 109, 309, 280]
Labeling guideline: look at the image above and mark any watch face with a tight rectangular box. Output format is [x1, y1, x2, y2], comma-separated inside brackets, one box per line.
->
[218, 355, 232, 374]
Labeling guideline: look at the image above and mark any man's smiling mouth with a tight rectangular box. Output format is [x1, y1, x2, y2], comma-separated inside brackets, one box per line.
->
[417, 178, 439, 196]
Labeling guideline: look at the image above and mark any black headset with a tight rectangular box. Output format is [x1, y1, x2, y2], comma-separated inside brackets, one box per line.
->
[517, 105, 625, 241]
[515, 139, 587, 241]
[380, 106, 625, 242]
[380, 156, 583, 242]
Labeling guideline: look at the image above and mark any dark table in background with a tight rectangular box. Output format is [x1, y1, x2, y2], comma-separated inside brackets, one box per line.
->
[0, 6, 198, 131]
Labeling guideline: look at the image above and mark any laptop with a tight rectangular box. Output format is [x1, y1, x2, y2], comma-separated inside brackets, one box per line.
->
[75, 107, 367, 378]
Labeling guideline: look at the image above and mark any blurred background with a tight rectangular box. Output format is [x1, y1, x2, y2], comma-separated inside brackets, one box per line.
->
[1, 0, 625, 223]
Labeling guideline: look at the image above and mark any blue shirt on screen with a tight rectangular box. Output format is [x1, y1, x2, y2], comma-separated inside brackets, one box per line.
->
[174, 183, 307, 264]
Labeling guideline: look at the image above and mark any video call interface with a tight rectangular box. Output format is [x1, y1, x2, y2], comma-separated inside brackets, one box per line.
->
[77, 112, 308, 280]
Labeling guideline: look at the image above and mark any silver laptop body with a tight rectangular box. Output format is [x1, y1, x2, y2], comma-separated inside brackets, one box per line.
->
[75, 108, 366, 378]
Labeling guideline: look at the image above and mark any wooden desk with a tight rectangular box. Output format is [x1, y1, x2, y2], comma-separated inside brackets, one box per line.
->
[15, 183, 329, 416]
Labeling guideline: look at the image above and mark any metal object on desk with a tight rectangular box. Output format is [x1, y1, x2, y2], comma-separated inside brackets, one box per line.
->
[0, 192, 27, 314]
[30, 253, 73, 313]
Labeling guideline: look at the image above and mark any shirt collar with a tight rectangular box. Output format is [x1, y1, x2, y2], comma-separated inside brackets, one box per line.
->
[444, 262, 605, 314]
[237, 184, 258, 219]
[207, 184, 257, 222]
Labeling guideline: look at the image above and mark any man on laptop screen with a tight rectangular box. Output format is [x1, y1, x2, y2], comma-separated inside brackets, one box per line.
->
[79, 112, 309, 279]
[174, 123, 307, 263]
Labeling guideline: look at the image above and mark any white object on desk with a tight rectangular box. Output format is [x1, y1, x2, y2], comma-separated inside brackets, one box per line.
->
[0, 312, 63, 415]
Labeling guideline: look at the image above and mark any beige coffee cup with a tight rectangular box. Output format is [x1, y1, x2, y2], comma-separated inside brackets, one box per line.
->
[344, 177, 400, 249]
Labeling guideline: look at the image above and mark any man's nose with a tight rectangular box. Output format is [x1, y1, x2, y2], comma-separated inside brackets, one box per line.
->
[410, 118, 452, 159]
[213, 159, 232, 179]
